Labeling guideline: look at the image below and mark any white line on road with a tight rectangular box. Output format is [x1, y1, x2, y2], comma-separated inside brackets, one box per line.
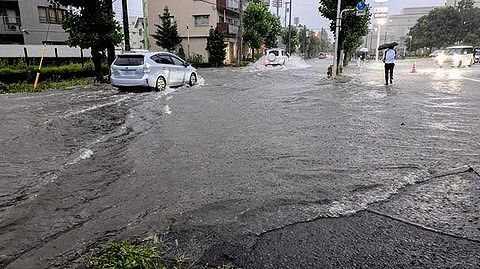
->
[460, 76, 480, 83]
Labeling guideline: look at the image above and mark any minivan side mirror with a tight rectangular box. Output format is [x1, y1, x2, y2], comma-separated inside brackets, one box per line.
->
[183, 62, 189, 67]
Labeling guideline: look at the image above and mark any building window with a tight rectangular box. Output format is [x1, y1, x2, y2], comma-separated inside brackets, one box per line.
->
[194, 15, 209, 27]
[38, 6, 66, 24]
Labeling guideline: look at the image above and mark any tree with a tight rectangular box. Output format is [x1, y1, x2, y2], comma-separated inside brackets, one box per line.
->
[408, 7, 463, 52]
[206, 27, 227, 67]
[52, 0, 122, 82]
[458, 0, 480, 44]
[152, 6, 182, 52]
[264, 12, 282, 49]
[408, 1, 480, 52]
[244, 2, 282, 57]
[319, 0, 370, 70]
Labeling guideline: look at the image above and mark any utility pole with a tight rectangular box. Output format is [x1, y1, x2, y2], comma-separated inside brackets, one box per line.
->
[122, 0, 131, 51]
[237, 0, 243, 62]
[142, 0, 150, 50]
[287, 1, 292, 54]
[276, 0, 280, 18]
[284, 2, 288, 28]
[304, 24, 307, 57]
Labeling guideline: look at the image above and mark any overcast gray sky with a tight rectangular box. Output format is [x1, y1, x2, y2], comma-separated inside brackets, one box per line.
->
[272, 0, 446, 31]
[115, 0, 447, 32]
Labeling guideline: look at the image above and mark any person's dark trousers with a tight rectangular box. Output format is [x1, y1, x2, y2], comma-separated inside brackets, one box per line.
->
[384, 63, 395, 85]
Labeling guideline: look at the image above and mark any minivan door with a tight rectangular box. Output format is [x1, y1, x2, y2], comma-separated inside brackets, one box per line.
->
[153, 54, 183, 86]
[170, 55, 187, 84]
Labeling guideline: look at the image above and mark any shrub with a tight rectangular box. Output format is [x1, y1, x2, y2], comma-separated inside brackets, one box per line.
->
[0, 62, 108, 84]
[188, 53, 204, 65]
[0, 78, 94, 94]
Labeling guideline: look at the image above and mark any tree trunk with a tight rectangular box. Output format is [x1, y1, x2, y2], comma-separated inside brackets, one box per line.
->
[92, 48, 103, 83]
[105, 0, 116, 69]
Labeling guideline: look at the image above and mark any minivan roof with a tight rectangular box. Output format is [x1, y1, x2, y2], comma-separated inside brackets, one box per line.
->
[446, 45, 473, 49]
[118, 51, 171, 57]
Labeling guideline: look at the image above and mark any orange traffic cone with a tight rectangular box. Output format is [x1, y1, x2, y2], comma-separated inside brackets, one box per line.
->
[411, 62, 417, 73]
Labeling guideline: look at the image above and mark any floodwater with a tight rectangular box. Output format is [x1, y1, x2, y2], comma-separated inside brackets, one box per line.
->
[0, 57, 479, 268]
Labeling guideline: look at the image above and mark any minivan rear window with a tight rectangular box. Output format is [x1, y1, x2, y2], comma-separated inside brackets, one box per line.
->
[269, 50, 279, 56]
[114, 55, 144, 66]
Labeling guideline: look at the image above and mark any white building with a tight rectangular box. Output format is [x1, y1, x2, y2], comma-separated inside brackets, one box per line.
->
[118, 16, 145, 51]
[365, 6, 440, 56]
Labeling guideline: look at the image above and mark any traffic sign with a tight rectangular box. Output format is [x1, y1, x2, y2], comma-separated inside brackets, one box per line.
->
[356, 1, 367, 11]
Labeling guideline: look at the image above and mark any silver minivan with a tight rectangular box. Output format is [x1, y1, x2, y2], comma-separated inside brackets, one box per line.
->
[111, 51, 198, 91]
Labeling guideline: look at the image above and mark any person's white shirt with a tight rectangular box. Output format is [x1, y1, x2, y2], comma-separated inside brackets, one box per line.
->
[384, 49, 395, 64]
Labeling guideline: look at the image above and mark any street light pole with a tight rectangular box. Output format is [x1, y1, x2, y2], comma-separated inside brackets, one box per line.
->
[375, 24, 381, 61]
[288, 1, 292, 54]
[332, 0, 342, 79]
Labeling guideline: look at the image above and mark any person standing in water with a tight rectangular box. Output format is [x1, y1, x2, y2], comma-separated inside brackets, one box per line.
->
[383, 45, 396, 85]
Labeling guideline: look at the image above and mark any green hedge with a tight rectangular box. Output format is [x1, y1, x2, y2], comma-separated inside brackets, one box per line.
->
[0, 62, 108, 84]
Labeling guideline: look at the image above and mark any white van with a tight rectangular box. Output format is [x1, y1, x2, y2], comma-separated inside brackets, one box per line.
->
[264, 48, 289, 66]
[435, 46, 475, 68]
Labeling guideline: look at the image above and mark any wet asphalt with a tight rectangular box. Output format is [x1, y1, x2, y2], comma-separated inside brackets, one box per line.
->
[0, 58, 479, 268]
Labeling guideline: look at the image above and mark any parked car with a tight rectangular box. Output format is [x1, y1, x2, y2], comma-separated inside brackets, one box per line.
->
[318, 52, 327, 59]
[264, 48, 289, 66]
[111, 51, 197, 91]
[475, 48, 480, 63]
[435, 46, 475, 68]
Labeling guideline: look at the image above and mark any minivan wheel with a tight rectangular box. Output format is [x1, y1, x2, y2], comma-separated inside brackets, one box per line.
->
[155, 76, 166, 91]
[189, 73, 197, 86]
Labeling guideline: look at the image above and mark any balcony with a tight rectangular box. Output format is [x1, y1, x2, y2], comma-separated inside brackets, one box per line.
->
[0, 16, 22, 35]
[217, 22, 238, 36]
[216, 0, 240, 15]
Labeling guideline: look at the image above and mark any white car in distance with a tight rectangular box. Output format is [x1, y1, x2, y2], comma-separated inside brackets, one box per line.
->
[436, 46, 475, 68]
[264, 48, 289, 66]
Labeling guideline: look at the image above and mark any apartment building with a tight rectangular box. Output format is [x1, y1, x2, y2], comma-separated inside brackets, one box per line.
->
[147, 0, 244, 64]
[0, 0, 67, 44]
[118, 16, 145, 51]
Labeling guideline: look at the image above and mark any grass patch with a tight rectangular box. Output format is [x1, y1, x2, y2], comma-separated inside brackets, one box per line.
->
[0, 77, 94, 94]
[89, 238, 241, 269]
[232, 61, 250, 68]
[91, 240, 163, 269]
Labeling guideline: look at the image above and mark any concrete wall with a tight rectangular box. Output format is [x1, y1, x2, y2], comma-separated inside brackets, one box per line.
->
[0, 44, 91, 57]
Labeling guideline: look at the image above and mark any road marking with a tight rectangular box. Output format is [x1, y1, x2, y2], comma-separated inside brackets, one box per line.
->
[460, 76, 480, 83]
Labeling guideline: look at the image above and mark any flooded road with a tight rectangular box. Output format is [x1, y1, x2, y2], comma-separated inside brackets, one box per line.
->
[1, 58, 479, 268]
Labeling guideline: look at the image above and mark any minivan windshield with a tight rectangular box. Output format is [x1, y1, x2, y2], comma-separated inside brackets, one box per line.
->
[114, 55, 144, 66]
[447, 47, 473, 55]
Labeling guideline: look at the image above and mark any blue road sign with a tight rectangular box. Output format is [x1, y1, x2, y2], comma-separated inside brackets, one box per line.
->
[356, 1, 367, 11]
